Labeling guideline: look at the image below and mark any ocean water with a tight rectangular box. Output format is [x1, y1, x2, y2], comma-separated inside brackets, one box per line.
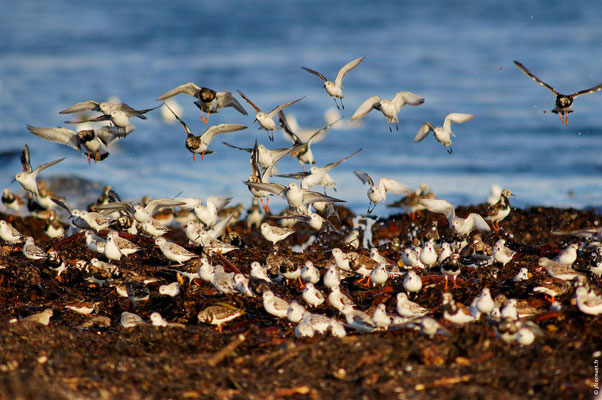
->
[1, 0, 602, 215]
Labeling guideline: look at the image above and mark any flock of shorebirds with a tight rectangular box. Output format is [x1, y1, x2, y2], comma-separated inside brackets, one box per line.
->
[2, 57, 602, 343]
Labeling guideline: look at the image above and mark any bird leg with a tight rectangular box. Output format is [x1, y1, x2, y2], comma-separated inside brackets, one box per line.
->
[544, 295, 556, 303]
[333, 98, 340, 110]
[199, 108, 204, 124]
[492, 221, 500, 232]
[87, 152, 91, 164]
[395, 123, 399, 131]
[444, 276, 449, 290]
[216, 325, 223, 333]
[201, 151, 205, 160]
[193, 154, 197, 162]
[565, 114, 568, 126]
[452, 276, 459, 289]
[559, 114, 563, 124]
[95, 151, 100, 163]
[260, 198, 270, 214]
[298, 277, 305, 288]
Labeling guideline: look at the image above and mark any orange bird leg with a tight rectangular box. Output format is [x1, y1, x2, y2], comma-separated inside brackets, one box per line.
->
[216, 325, 223, 333]
[199, 108, 204, 123]
[559, 114, 563, 124]
[565, 114, 568, 126]
[95, 151, 100, 163]
[193, 154, 197, 162]
[298, 277, 305, 288]
[444, 276, 449, 290]
[362, 276, 372, 287]
[205, 113, 209, 124]
[544, 295, 556, 303]
[201, 151, 205, 161]
[87, 152, 91, 164]
[452, 276, 459, 289]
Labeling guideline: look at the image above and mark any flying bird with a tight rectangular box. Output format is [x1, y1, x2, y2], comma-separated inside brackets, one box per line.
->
[351, 91, 425, 132]
[354, 171, 412, 213]
[514, 60, 602, 125]
[156, 83, 248, 124]
[13, 145, 64, 197]
[414, 113, 475, 154]
[301, 56, 365, 109]
[26, 125, 109, 163]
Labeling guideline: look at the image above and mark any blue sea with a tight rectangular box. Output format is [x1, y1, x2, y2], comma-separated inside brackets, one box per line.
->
[1, 0, 602, 215]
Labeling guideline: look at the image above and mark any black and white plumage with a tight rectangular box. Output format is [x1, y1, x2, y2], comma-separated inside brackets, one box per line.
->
[514, 60, 602, 125]
[351, 91, 425, 132]
[486, 189, 514, 231]
[26, 125, 112, 163]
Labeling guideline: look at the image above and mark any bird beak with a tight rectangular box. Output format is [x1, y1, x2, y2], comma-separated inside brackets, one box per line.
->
[10, 178, 16, 184]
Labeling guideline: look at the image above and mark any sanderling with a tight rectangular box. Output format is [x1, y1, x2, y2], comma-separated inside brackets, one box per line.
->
[419, 241, 437, 269]
[165, 104, 246, 161]
[328, 285, 355, 312]
[538, 257, 584, 281]
[155, 237, 199, 264]
[300, 261, 320, 285]
[514, 60, 602, 125]
[341, 305, 376, 333]
[104, 233, 124, 261]
[403, 270, 423, 294]
[329, 318, 347, 338]
[13, 145, 64, 197]
[236, 90, 303, 140]
[501, 299, 518, 320]
[21, 308, 53, 325]
[354, 171, 412, 213]
[260, 223, 295, 246]
[247, 181, 344, 214]
[419, 317, 448, 338]
[26, 125, 110, 163]
[295, 319, 315, 338]
[262, 290, 290, 318]
[149, 312, 169, 327]
[372, 303, 392, 330]
[485, 189, 514, 231]
[197, 304, 245, 332]
[554, 243, 579, 265]
[22, 236, 47, 260]
[351, 91, 425, 132]
[414, 113, 475, 153]
[514, 267, 529, 282]
[85, 230, 105, 254]
[233, 273, 255, 297]
[286, 300, 306, 323]
[476, 288, 495, 316]
[159, 282, 181, 297]
[492, 239, 516, 266]
[302, 282, 325, 308]
[211, 264, 237, 295]
[438, 242, 452, 264]
[300, 56, 364, 109]
[192, 196, 232, 228]
[574, 287, 602, 315]
[440, 253, 461, 290]
[387, 184, 436, 219]
[302, 311, 331, 334]
[197, 257, 215, 282]
[370, 263, 389, 287]
[396, 292, 428, 318]
[533, 279, 570, 302]
[250, 261, 272, 284]
[156, 84, 247, 123]
[420, 198, 490, 237]
[442, 292, 475, 325]
[44, 210, 64, 239]
[401, 248, 424, 269]
[65, 301, 98, 315]
[107, 231, 141, 256]
[64, 101, 160, 129]
[323, 264, 341, 289]
[120, 311, 144, 328]
[0, 220, 23, 244]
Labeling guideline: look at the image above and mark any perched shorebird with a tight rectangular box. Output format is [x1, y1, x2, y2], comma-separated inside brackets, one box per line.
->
[554, 243, 578, 266]
[300, 56, 364, 109]
[262, 290, 290, 319]
[260, 222, 295, 246]
[514, 60, 602, 125]
[354, 171, 412, 213]
[21, 308, 53, 325]
[164, 104, 246, 161]
[486, 189, 514, 231]
[387, 184, 435, 219]
[13, 145, 64, 197]
[155, 237, 199, 264]
[492, 239, 516, 266]
[538, 257, 584, 281]
[351, 91, 425, 132]
[0, 220, 23, 244]
[414, 113, 474, 153]
[156, 84, 247, 123]
[403, 270, 423, 294]
[22, 236, 47, 260]
[236, 90, 303, 140]
[302, 282, 325, 308]
[120, 312, 144, 329]
[441, 292, 475, 325]
[440, 253, 461, 290]
[2, 188, 24, 214]
[396, 292, 428, 318]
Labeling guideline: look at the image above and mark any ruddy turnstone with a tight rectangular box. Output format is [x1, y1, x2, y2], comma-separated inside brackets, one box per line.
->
[13, 145, 64, 198]
[300, 56, 365, 109]
[354, 171, 412, 213]
[414, 113, 475, 153]
[165, 104, 246, 161]
[533, 279, 570, 303]
[485, 189, 514, 231]
[2, 188, 24, 214]
[441, 292, 475, 325]
[387, 184, 435, 219]
[351, 91, 425, 132]
[26, 125, 110, 163]
[420, 198, 491, 237]
[514, 60, 602, 125]
[440, 253, 461, 290]
[236, 90, 304, 140]
[156, 84, 247, 123]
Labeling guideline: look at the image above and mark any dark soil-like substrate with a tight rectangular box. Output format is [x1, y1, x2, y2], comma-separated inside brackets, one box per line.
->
[0, 205, 600, 399]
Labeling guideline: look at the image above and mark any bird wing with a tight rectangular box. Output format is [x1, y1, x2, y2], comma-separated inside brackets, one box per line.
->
[26, 125, 81, 150]
[268, 97, 304, 117]
[414, 122, 435, 143]
[145, 198, 186, 215]
[206, 196, 232, 211]
[20, 144, 32, 173]
[59, 100, 101, 114]
[278, 111, 303, 145]
[274, 172, 310, 179]
[201, 124, 247, 145]
[300, 66, 327, 82]
[51, 197, 73, 215]
[66, 114, 112, 124]
[301, 190, 345, 205]
[263, 144, 301, 180]
[381, 178, 412, 194]
[571, 83, 602, 98]
[334, 56, 365, 86]
[164, 103, 193, 135]
[245, 182, 287, 196]
[466, 213, 491, 233]
[513, 61, 559, 95]
[323, 148, 362, 172]
[129, 104, 162, 119]
[236, 90, 262, 113]
[33, 157, 65, 176]
[419, 198, 455, 221]
[354, 170, 374, 186]
[392, 91, 425, 109]
[156, 82, 201, 100]
[95, 201, 135, 214]
[95, 125, 134, 146]
[350, 96, 380, 121]
[222, 141, 252, 153]
[216, 91, 248, 115]
[443, 113, 475, 131]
